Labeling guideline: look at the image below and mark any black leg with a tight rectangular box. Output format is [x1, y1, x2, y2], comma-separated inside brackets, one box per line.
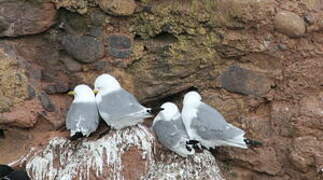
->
[186, 140, 199, 145]
[185, 144, 192, 152]
[97, 128, 110, 140]
[69, 132, 84, 141]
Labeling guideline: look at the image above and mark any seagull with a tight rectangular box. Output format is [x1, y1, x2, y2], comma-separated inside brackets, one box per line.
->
[152, 102, 195, 157]
[66, 84, 99, 140]
[182, 91, 258, 149]
[94, 74, 159, 129]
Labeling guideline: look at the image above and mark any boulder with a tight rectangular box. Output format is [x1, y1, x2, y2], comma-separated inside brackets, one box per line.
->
[219, 65, 273, 96]
[62, 34, 105, 64]
[0, 1, 57, 37]
[274, 11, 306, 38]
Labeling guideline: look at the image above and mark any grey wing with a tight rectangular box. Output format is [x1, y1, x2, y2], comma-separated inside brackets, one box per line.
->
[172, 115, 189, 137]
[153, 115, 187, 149]
[66, 102, 99, 133]
[191, 103, 245, 140]
[99, 89, 146, 118]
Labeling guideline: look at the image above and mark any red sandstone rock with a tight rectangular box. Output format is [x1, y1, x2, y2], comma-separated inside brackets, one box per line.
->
[0, 1, 322, 180]
[0, 99, 42, 128]
[218, 65, 273, 96]
[289, 136, 323, 174]
[274, 11, 306, 38]
[0, 1, 57, 37]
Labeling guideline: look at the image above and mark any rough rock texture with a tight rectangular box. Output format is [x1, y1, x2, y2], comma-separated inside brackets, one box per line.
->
[51, 0, 95, 14]
[62, 34, 105, 63]
[106, 33, 133, 58]
[274, 11, 306, 38]
[218, 65, 273, 96]
[13, 125, 223, 180]
[0, 0, 323, 180]
[0, 1, 57, 37]
[98, 0, 137, 16]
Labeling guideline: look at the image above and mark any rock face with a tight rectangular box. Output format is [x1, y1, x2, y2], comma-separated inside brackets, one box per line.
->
[0, 0, 323, 180]
[289, 136, 323, 173]
[0, 1, 57, 37]
[20, 125, 224, 180]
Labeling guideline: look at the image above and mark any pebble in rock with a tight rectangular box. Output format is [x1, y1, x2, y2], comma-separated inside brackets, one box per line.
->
[219, 65, 272, 96]
[60, 56, 82, 72]
[106, 33, 132, 58]
[44, 84, 69, 95]
[0, 2, 56, 37]
[274, 11, 305, 38]
[98, 0, 137, 16]
[38, 91, 56, 112]
[62, 34, 104, 64]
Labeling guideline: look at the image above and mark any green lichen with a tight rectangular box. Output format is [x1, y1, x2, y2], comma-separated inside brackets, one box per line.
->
[1, 71, 30, 104]
[131, 41, 145, 61]
[0, 49, 30, 105]
[51, 0, 95, 14]
[128, 1, 230, 83]
[131, 0, 262, 39]
[0, 96, 12, 113]
[127, 0, 267, 100]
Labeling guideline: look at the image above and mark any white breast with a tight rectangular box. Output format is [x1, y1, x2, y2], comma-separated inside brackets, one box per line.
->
[182, 106, 199, 140]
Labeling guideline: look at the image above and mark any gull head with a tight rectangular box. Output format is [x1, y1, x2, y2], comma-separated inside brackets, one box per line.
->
[94, 73, 121, 93]
[183, 91, 202, 106]
[158, 102, 180, 121]
[69, 84, 95, 102]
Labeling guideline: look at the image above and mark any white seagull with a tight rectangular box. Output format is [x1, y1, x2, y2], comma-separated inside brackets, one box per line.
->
[66, 84, 99, 140]
[181, 91, 248, 149]
[94, 74, 153, 129]
[152, 102, 195, 157]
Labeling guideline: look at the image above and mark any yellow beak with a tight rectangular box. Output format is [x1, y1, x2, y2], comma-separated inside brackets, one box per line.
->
[67, 91, 75, 96]
[93, 89, 99, 94]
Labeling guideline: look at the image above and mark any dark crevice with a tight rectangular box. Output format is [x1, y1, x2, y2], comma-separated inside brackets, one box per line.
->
[134, 34, 143, 41]
[0, 129, 5, 139]
[142, 86, 199, 110]
[152, 31, 178, 42]
[0, 29, 52, 40]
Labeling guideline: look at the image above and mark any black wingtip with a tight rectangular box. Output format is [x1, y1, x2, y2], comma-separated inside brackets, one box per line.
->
[244, 138, 263, 147]
[147, 107, 164, 115]
[69, 132, 84, 141]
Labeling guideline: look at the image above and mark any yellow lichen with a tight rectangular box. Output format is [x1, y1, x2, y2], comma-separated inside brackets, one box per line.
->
[51, 0, 95, 14]
[0, 49, 30, 104]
